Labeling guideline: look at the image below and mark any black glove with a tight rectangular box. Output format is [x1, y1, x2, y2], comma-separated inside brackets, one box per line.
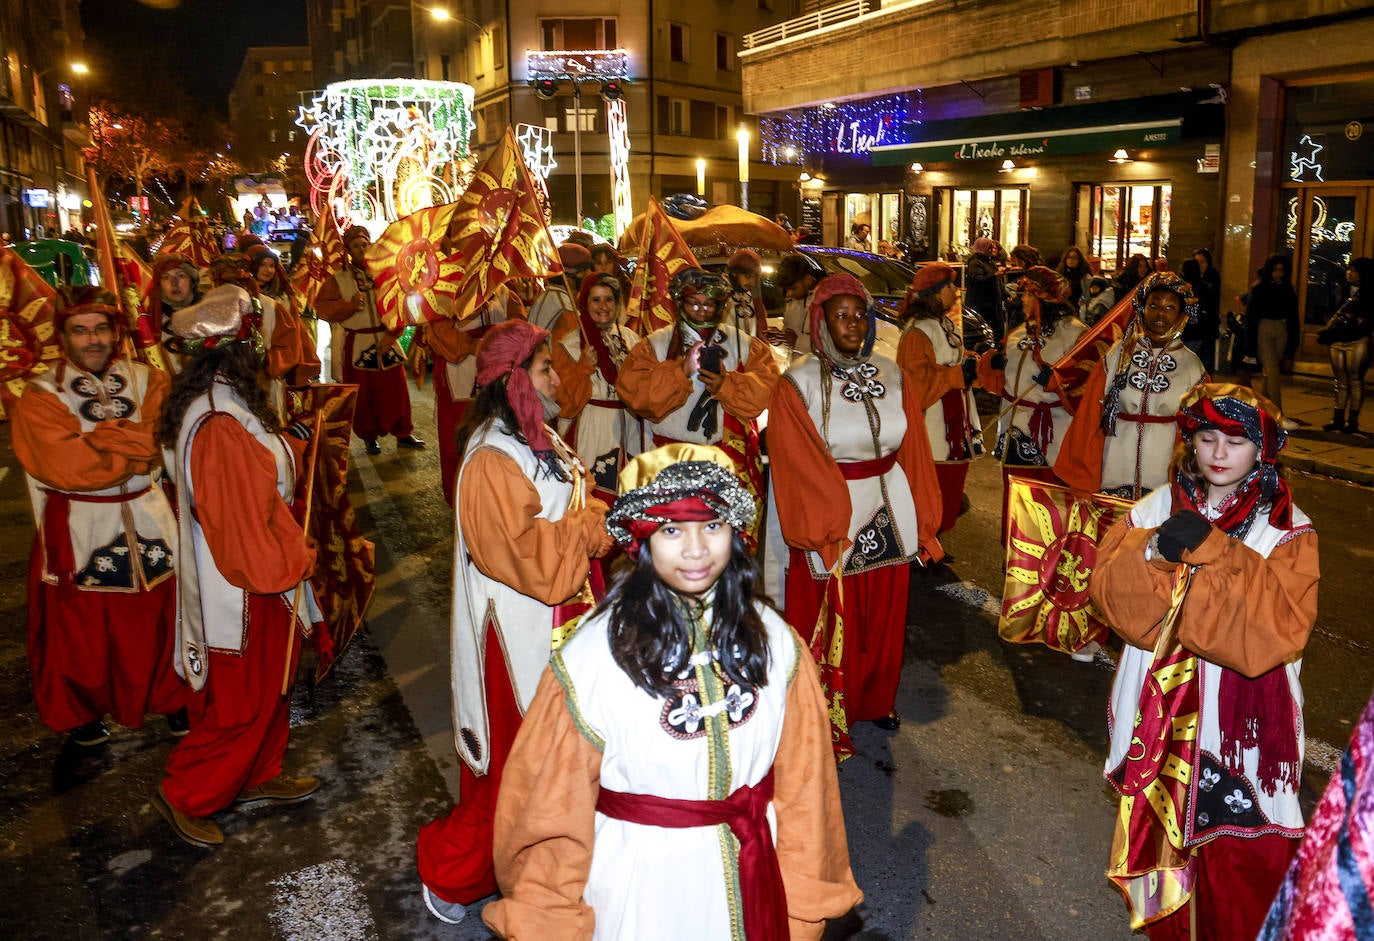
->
[1032, 364, 1053, 388]
[961, 355, 978, 388]
[1155, 510, 1212, 563]
[990, 350, 1007, 371]
[286, 421, 313, 441]
[1316, 328, 1334, 345]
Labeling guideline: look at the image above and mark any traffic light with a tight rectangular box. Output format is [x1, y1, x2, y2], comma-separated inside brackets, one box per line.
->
[599, 80, 624, 102]
[532, 79, 560, 99]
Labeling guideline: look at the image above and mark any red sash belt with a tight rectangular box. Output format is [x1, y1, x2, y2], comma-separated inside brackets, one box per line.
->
[1000, 394, 1064, 457]
[587, 398, 624, 409]
[939, 387, 972, 461]
[595, 769, 787, 941]
[40, 486, 150, 582]
[1117, 411, 1176, 424]
[838, 449, 898, 480]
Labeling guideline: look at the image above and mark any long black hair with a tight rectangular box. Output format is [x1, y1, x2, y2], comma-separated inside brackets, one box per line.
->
[157, 343, 278, 448]
[452, 343, 545, 459]
[603, 532, 771, 698]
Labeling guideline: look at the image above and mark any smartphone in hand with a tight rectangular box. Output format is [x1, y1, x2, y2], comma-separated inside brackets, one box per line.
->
[699, 345, 725, 374]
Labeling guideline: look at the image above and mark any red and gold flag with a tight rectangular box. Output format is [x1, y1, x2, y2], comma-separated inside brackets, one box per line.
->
[363, 202, 463, 329]
[626, 196, 700, 334]
[999, 476, 1132, 653]
[1046, 290, 1137, 415]
[290, 204, 346, 311]
[443, 127, 562, 322]
[158, 197, 219, 269]
[287, 384, 376, 681]
[808, 566, 855, 762]
[0, 247, 60, 419]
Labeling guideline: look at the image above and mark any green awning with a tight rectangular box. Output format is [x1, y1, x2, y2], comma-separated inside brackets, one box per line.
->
[869, 91, 1217, 166]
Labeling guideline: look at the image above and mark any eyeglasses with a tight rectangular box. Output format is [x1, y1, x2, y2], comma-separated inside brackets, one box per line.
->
[685, 300, 717, 312]
[67, 324, 114, 340]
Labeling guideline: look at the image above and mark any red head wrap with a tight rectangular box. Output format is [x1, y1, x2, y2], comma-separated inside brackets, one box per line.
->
[807, 273, 874, 362]
[575, 273, 624, 385]
[909, 262, 956, 296]
[474, 320, 553, 454]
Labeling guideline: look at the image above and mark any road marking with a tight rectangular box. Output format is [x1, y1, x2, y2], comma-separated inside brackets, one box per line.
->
[933, 578, 1344, 778]
[269, 859, 376, 941]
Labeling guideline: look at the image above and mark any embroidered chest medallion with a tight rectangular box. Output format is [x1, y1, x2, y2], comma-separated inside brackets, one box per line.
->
[830, 361, 886, 402]
[71, 372, 136, 424]
[1128, 348, 1177, 394]
[660, 673, 758, 740]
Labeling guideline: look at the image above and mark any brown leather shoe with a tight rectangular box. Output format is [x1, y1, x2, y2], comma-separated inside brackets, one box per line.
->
[235, 773, 321, 805]
[152, 784, 223, 847]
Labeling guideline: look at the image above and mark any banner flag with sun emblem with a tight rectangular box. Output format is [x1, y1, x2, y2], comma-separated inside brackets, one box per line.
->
[625, 196, 700, 335]
[291, 203, 347, 311]
[1046, 290, 1137, 416]
[157, 196, 220, 269]
[998, 476, 1132, 653]
[809, 565, 855, 762]
[0, 247, 61, 420]
[364, 202, 463, 330]
[443, 126, 563, 323]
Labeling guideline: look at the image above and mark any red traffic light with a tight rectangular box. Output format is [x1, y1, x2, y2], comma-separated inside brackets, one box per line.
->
[600, 80, 624, 102]
[532, 79, 560, 99]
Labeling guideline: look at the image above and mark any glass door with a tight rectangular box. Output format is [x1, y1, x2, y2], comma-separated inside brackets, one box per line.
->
[1282, 186, 1373, 353]
[1081, 183, 1171, 275]
[940, 187, 1028, 260]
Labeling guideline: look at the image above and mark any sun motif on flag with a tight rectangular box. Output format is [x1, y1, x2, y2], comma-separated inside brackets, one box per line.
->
[1000, 483, 1126, 652]
[0, 249, 60, 415]
[627, 198, 701, 333]
[364, 202, 463, 328]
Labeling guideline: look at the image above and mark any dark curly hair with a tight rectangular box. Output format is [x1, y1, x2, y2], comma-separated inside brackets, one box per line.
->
[157, 343, 279, 448]
[600, 532, 771, 698]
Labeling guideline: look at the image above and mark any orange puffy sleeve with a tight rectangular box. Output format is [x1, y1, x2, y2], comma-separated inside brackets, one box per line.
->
[615, 339, 692, 423]
[551, 321, 596, 420]
[775, 639, 864, 938]
[898, 372, 945, 563]
[459, 449, 607, 605]
[1052, 361, 1108, 492]
[11, 368, 170, 491]
[717, 335, 782, 421]
[425, 318, 479, 364]
[897, 328, 964, 410]
[767, 377, 851, 570]
[483, 667, 601, 939]
[312, 272, 354, 323]
[1090, 519, 1320, 677]
[190, 414, 315, 594]
[975, 348, 1008, 398]
[264, 295, 319, 384]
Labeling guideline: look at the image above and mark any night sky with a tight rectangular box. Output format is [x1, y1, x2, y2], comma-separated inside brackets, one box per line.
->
[79, 0, 309, 113]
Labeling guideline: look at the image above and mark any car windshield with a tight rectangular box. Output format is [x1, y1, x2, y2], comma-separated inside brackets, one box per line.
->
[811, 251, 914, 296]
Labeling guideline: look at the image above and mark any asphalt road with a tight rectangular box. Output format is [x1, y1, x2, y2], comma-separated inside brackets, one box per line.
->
[0, 384, 1369, 940]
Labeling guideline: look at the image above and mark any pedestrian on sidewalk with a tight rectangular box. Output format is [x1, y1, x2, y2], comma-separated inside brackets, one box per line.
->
[482, 444, 863, 940]
[417, 320, 612, 926]
[1315, 256, 1374, 434]
[1181, 248, 1222, 374]
[1091, 383, 1319, 941]
[154, 284, 321, 848]
[11, 288, 187, 750]
[1245, 255, 1300, 428]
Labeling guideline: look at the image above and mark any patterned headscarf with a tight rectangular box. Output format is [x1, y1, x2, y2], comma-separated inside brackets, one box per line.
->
[474, 320, 557, 466]
[166, 284, 264, 356]
[1132, 271, 1199, 330]
[808, 273, 876, 368]
[1100, 272, 1200, 437]
[669, 268, 732, 331]
[606, 443, 756, 558]
[1174, 382, 1290, 530]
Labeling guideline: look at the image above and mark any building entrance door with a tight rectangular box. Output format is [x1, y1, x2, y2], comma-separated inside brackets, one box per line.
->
[1282, 186, 1374, 355]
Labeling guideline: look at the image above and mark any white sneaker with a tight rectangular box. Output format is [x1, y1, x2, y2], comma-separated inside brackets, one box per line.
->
[422, 884, 467, 924]
[1280, 418, 1299, 431]
[1070, 641, 1103, 663]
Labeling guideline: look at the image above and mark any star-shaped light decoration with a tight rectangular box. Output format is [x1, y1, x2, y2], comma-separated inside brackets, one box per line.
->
[443, 127, 562, 322]
[0, 247, 60, 418]
[998, 478, 1131, 653]
[363, 202, 463, 330]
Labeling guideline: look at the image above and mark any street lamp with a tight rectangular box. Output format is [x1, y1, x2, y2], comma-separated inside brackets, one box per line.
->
[736, 125, 750, 212]
[696, 158, 706, 197]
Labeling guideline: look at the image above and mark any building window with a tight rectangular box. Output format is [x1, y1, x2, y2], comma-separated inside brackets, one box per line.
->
[269, 129, 278, 142]
[716, 105, 733, 139]
[715, 33, 732, 71]
[565, 107, 597, 133]
[670, 24, 688, 63]
[1077, 182, 1171, 278]
[288, 130, 297, 142]
[540, 17, 616, 51]
[440, 54, 451, 82]
[284, 60, 295, 72]
[264, 60, 275, 74]
[493, 24, 504, 70]
[671, 98, 689, 135]
[941, 187, 1029, 260]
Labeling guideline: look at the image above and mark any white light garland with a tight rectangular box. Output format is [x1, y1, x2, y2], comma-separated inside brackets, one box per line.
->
[606, 99, 632, 241]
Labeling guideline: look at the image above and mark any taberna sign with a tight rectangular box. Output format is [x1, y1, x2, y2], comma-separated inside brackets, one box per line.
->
[870, 119, 1184, 166]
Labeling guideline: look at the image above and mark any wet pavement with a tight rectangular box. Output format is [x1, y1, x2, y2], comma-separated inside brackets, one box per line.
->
[1, 375, 1372, 940]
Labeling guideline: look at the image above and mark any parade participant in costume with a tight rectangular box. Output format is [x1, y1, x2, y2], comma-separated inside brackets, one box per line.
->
[153, 284, 321, 848]
[483, 444, 863, 941]
[769, 273, 943, 730]
[897, 262, 983, 537]
[527, 242, 593, 332]
[415, 284, 527, 505]
[12, 290, 186, 748]
[725, 248, 770, 338]
[616, 267, 779, 453]
[417, 320, 612, 925]
[1056, 272, 1209, 500]
[1091, 383, 1319, 940]
[151, 253, 202, 370]
[314, 225, 425, 454]
[244, 242, 320, 385]
[206, 254, 310, 420]
[549, 273, 642, 506]
[978, 267, 1089, 544]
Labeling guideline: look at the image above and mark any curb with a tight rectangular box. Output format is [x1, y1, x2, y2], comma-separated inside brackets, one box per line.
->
[1282, 451, 1374, 488]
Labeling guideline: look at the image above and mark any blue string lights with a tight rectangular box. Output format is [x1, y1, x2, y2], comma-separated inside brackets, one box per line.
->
[760, 90, 923, 165]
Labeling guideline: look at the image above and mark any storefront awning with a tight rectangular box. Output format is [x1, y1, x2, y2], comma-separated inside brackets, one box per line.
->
[869, 91, 1219, 166]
